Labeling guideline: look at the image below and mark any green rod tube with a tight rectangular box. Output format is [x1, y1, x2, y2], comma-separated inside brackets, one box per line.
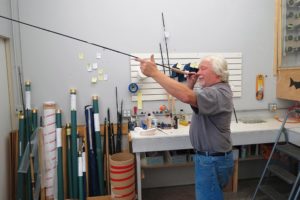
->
[25, 81, 31, 110]
[82, 148, 87, 198]
[32, 109, 38, 131]
[16, 114, 25, 200]
[70, 88, 78, 198]
[71, 111, 78, 198]
[66, 123, 73, 198]
[78, 155, 84, 200]
[92, 96, 105, 195]
[25, 109, 32, 200]
[56, 110, 64, 200]
[56, 109, 62, 128]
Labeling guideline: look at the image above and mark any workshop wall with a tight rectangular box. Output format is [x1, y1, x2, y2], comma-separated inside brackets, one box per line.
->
[8, 0, 292, 124]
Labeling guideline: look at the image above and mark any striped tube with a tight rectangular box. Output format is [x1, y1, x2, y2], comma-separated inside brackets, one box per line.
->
[56, 109, 64, 200]
[78, 155, 84, 200]
[25, 80, 31, 110]
[70, 88, 78, 198]
[92, 95, 105, 194]
[43, 102, 56, 199]
[16, 114, 25, 200]
[66, 123, 73, 198]
[82, 146, 87, 198]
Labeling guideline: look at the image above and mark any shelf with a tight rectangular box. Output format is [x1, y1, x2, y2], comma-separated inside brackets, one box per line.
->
[141, 162, 194, 169]
[239, 155, 264, 161]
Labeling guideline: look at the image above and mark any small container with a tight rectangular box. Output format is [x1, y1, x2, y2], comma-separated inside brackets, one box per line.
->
[173, 116, 178, 129]
[241, 145, 247, 159]
[179, 109, 186, 122]
[152, 118, 158, 128]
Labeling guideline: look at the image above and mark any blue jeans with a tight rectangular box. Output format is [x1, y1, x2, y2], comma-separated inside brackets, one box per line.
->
[194, 152, 234, 200]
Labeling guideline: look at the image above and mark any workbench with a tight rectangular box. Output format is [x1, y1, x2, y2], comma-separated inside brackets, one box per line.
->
[130, 118, 300, 200]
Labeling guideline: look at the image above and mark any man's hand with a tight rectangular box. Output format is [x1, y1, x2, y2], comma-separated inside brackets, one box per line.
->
[136, 55, 159, 77]
[186, 72, 199, 89]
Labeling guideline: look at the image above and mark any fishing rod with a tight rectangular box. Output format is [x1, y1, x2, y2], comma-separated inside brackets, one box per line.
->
[115, 87, 122, 153]
[159, 43, 166, 74]
[0, 15, 189, 75]
[162, 13, 172, 77]
[18, 67, 25, 113]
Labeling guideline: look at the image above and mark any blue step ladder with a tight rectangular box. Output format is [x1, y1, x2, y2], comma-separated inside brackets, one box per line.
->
[252, 109, 300, 200]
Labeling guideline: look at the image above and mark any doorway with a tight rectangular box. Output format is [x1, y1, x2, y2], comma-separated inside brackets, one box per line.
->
[0, 37, 13, 200]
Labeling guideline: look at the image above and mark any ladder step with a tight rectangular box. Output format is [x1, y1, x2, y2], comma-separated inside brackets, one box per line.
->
[276, 144, 300, 161]
[259, 185, 286, 200]
[269, 165, 296, 184]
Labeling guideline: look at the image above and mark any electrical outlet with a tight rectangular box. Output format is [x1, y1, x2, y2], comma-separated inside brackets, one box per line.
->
[268, 103, 277, 112]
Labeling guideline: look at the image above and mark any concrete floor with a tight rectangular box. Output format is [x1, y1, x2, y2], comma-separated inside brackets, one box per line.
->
[142, 178, 273, 200]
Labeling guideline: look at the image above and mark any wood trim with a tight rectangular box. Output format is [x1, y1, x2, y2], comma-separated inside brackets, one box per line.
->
[232, 160, 239, 192]
[277, 67, 300, 71]
[1, 37, 15, 129]
[273, 0, 279, 75]
[77, 123, 129, 138]
[278, 0, 283, 69]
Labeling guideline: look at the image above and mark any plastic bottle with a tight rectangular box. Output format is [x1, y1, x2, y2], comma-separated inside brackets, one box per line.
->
[241, 145, 247, 159]
[179, 109, 189, 126]
[152, 117, 158, 128]
[146, 113, 152, 129]
[179, 109, 186, 122]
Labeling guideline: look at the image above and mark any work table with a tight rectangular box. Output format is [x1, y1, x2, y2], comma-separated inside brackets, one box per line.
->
[130, 118, 300, 200]
[130, 118, 300, 152]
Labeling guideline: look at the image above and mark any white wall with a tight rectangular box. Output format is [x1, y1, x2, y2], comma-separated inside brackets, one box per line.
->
[12, 0, 293, 125]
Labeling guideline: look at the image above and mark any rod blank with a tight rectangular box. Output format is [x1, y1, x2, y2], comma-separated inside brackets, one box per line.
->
[0, 15, 189, 75]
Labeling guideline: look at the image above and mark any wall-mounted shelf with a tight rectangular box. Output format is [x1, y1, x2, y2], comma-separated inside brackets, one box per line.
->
[274, 0, 300, 101]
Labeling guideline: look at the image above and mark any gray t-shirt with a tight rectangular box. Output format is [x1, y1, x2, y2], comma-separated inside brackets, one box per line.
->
[189, 82, 233, 152]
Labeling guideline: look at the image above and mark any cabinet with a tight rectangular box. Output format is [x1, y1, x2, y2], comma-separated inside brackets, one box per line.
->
[275, 0, 300, 101]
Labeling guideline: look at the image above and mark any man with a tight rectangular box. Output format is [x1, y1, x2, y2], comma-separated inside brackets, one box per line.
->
[137, 55, 233, 200]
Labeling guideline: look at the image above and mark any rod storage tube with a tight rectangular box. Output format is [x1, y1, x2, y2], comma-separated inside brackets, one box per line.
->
[66, 123, 73, 198]
[25, 81, 31, 110]
[25, 108, 33, 200]
[92, 96, 105, 195]
[70, 88, 78, 198]
[78, 155, 84, 200]
[17, 114, 25, 200]
[56, 109, 64, 200]
[32, 108, 38, 130]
